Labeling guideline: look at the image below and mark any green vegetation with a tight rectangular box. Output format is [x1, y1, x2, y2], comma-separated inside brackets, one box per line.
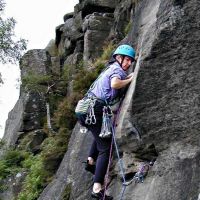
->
[0, 41, 117, 199]
[53, 42, 116, 131]
[0, 139, 5, 148]
[41, 131, 70, 174]
[18, 155, 48, 200]
[0, 130, 70, 199]
[0, 150, 29, 179]
[124, 21, 132, 35]
[21, 72, 52, 93]
[61, 183, 72, 200]
[0, 0, 27, 64]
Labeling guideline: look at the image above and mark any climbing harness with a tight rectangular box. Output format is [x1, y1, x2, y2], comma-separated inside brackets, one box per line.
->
[99, 106, 113, 138]
[76, 64, 112, 133]
[75, 96, 97, 128]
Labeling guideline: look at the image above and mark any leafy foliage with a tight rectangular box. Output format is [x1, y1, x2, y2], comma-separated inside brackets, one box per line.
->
[0, 41, 117, 198]
[21, 71, 52, 94]
[124, 21, 132, 35]
[61, 183, 72, 200]
[18, 155, 49, 200]
[0, 0, 27, 64]
[54, 42, 116, 130]
[41, 130, 70, 174]
[53, 93, 82, 130]
[17, 129, 71, 200]
[0, 150, 29, 179]
[0, 0, 5, 11]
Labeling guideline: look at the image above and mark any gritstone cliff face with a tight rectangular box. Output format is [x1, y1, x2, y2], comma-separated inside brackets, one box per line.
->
[1, 0, 200, 200]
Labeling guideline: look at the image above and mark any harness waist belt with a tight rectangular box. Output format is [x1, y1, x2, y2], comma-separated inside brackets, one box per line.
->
[87, 92, 107, 105]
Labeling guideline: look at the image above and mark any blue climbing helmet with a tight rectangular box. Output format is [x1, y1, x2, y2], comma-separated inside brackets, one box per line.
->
[113, 44, 135, 61]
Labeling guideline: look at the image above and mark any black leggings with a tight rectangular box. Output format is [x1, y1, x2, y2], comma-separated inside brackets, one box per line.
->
[87, 101, 112, 184]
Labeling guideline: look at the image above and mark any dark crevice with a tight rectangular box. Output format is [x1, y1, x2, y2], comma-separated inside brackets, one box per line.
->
[55, 25, 64, 47]
[135, 143, 158, 162]
[82, 5, 115, 19]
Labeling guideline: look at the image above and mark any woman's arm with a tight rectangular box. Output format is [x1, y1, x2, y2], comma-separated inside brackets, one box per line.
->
[111, 73, 134, 89]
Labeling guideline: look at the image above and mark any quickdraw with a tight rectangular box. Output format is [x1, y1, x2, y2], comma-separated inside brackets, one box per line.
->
[99, 106, 113, 138]
[85, 98, 97, 125]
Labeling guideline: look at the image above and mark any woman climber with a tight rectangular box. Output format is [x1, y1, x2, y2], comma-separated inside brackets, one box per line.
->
[76, 44, 136, 200]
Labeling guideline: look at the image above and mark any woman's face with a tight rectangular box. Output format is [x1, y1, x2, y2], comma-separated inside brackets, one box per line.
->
[117, 55, 133, 70]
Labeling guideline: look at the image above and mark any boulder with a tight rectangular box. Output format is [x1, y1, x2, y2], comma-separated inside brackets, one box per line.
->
[109, 0, 134, 42]
[0, 171, 27, 200]
[63, 12, 74, 22]
[56, 17, 83, 59]
[20, 49, 51, 77]
[45, 39, 58, 57]
[18, 129, 47, 154]
[83, 13, 114, 61]
[75, 0, 116, 18]
[3, 49, 49, 147]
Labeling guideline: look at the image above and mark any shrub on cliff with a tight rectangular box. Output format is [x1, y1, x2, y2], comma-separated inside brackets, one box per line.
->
[0, 0, 27, 64]
[0, 150, 29, 179]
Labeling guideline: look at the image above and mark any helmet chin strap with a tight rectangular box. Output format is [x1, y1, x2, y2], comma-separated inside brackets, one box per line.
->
[115, 55, 125, 68]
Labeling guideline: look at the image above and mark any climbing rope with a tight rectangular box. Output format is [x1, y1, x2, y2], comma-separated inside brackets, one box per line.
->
[102, 98, 127, 200]
[103, 50, 144, 199]
[109, 117, 128, 200]
[102, 103, 154, 200]
[104, 118, 154, 200]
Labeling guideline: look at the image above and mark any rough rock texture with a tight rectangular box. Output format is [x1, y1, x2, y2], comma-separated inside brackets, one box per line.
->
[38, 124, 94, 200]
[136, 1, 199, 199]
[20, 49, 52, 77]
[3, 50, 48, 147]
[38, 0, 200, 200]
[45, 39, 58, 57]
[115, 0, 200, 199]
[75, 0, 116, 18]
[2, 0, 200, 199]
[109, 0, 134, 43]
[0, 172, 27, 200]
[83, 12, 115, 61]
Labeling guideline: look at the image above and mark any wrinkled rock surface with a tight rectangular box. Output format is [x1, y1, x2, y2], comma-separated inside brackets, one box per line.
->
[0, 172, 27, 200]
[3, 50, 48, 147]
[2, 0, 200, 200]
[83, 12, 115, 61]
[38, 0, 200, 200]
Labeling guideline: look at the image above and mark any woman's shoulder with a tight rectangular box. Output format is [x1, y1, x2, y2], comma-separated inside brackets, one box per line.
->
[108, 62, 122, 72]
